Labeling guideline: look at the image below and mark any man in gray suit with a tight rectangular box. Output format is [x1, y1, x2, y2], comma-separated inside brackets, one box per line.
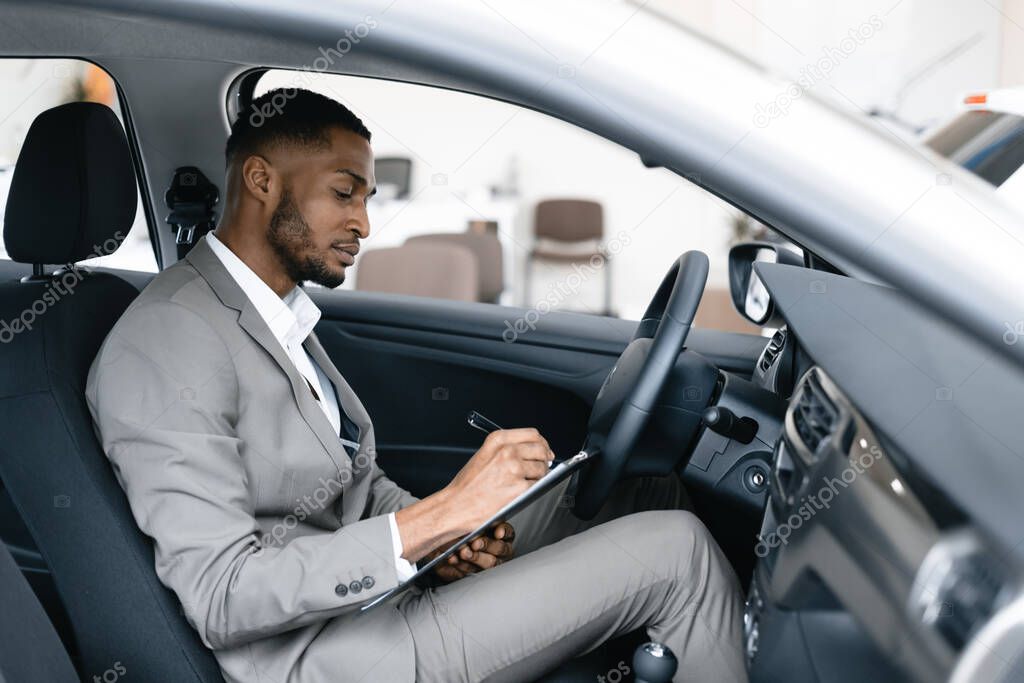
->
[86, 89, 746, 683]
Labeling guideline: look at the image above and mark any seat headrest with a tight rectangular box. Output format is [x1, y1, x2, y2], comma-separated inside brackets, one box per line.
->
[3, 102, 137, 265]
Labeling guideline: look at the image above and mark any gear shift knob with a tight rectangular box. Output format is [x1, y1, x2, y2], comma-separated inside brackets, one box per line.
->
[633, 642, 678, 683]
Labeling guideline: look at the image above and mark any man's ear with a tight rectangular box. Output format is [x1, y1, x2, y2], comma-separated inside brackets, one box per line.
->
[239, 154, 278, 207]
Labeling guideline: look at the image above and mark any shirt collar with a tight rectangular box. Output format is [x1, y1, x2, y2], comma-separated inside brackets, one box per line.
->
[206, 231, 321, 350]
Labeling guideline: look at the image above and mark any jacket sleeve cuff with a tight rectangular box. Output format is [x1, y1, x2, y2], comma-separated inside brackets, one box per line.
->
[387, 512, 417, 582]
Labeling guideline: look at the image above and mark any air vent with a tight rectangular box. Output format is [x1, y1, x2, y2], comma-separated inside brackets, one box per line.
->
[792, 372, 839, 456]
[758, 328, 787, 374]
[930, 551, 1006, 648]
[912, 531, 1011, 653]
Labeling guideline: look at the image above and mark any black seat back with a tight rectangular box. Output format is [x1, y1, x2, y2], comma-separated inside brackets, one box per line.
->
[0, 535, 77, 682]
[0, 102, 222, 682]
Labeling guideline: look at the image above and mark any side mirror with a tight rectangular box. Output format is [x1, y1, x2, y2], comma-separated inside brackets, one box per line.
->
[728, 242, 802, 325]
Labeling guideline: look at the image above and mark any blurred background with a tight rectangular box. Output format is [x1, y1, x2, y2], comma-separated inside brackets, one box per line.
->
[1, 0, 1022, 331]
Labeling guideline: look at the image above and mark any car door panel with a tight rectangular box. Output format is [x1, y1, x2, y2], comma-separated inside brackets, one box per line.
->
[310, 290, 764, 496]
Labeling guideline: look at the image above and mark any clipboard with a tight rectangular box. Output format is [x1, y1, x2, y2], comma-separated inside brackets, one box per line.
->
[358, 448, 596, 614]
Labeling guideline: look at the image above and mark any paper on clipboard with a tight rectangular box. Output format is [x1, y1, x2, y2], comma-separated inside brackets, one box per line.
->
[358, 448, 595, 614]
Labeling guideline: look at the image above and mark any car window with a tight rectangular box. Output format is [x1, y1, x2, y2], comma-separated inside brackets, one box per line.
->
[252, 70, 780, 333]
[0, 59, 157, 272]
[926, 110, 1024, 188]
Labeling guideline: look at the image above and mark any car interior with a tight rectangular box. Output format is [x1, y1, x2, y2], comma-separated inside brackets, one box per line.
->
[2, 6, 1024, 683]
[0, 95, 762, 682]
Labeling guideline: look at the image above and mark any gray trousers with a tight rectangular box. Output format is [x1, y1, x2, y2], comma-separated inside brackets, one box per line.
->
[396, 474, 748, 682]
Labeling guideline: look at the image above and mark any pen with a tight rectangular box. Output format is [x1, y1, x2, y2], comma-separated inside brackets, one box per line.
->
[466, 410, 503, 435]
[466, 410, 554, 468]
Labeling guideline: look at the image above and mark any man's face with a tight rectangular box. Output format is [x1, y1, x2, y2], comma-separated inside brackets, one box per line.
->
[267, 127, 375, 288]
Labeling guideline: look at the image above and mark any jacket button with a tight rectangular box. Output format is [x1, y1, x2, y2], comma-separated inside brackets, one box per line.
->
[362, 575, 375, 589]
[349, 580, 363, 594]
[335, 584, 348, 597]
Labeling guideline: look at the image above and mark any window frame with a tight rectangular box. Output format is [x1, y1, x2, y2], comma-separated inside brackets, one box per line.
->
[226, 66, 816, 331]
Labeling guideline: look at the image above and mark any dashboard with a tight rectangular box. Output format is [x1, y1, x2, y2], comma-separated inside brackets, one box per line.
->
[735, 264, 1024, 682]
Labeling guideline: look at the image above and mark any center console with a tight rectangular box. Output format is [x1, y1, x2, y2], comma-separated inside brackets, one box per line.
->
[744, 361, 1021, 682]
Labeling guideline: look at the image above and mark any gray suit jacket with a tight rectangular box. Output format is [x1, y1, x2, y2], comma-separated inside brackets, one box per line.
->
[85, 235, 419, 683]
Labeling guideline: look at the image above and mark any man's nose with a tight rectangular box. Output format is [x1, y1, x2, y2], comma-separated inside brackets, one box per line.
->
[348, 205, 370, 239]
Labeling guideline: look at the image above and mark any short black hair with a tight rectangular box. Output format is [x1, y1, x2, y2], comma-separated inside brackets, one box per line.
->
[225, 88, 371, 167]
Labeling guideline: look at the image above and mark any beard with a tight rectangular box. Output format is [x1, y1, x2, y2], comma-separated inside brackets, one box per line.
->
[267, 188, 345, 289]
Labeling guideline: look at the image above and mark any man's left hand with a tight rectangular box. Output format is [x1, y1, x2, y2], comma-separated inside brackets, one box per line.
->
[432, 522, 515, 583]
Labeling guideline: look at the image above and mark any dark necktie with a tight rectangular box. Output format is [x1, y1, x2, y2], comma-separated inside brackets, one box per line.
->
[304, 375, 360, 456]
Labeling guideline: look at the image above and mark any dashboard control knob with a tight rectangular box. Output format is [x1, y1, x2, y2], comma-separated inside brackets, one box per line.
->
[702, 406, 759, 444]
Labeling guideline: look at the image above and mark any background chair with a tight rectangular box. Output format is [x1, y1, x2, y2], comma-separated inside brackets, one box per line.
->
[692, 287, 762, 334]
[526, 199, 612, 315]
[406, 231, 504, 303]
[356, 242, 479, 301]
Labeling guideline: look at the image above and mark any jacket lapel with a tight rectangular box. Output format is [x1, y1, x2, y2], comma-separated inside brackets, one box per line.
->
[184, 235, 351, 475]
[303, 331, 372, 442]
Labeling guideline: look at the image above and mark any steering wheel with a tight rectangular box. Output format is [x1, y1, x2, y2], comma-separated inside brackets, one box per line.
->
[572, 251, 709, 519]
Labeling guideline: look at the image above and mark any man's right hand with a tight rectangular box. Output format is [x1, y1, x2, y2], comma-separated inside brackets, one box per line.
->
[394, 428, 553, 564]
[445, 428, 554, 528]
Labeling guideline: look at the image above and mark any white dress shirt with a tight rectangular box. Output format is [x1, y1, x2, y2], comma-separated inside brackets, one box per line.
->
[206, 232, 416, 581]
